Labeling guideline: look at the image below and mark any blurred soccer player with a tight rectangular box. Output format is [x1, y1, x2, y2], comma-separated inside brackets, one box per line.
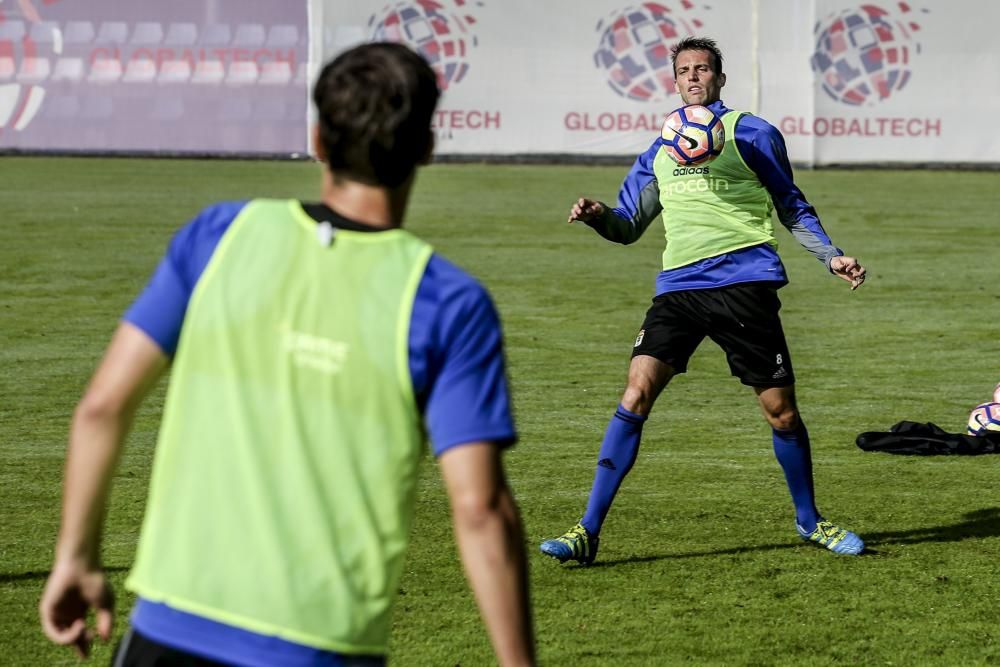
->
[540, 37, 867, 565]
[40, 42, 535, 666]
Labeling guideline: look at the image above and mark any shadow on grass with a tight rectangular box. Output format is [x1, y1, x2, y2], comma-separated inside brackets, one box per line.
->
[865, 507, 1000, 546]
[0, 566, 129, 584]
[583, 507, 1000, 568]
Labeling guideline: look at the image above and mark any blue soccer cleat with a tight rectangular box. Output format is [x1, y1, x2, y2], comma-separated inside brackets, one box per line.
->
[797, 519, 864, 555]
[539, 521, 599, 565]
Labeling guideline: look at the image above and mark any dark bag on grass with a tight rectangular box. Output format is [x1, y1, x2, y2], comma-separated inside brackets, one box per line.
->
[856, 421, 1000, 455]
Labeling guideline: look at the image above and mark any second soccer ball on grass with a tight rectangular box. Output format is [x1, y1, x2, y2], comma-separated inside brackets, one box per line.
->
[967, 402, 1000, 436]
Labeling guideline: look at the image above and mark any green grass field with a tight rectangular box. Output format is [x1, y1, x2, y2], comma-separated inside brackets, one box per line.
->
[2, 157, 999, 665]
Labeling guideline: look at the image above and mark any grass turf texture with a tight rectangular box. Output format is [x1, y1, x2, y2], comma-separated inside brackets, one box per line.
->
[2, 156, 999, 665]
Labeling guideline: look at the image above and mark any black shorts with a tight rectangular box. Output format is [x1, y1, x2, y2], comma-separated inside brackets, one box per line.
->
[111, 630, 229, 667]
[631, 282, 795, 387]
[111, 628, 387, 667]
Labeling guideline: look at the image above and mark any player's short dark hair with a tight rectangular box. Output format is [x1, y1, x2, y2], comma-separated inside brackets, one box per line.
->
[671, 37, 724, 76]
[313, 42, 440, 187]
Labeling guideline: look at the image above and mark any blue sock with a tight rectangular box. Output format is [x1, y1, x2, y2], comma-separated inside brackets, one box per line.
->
[581, 405, 647, 535]
[772, 423, 820, 532]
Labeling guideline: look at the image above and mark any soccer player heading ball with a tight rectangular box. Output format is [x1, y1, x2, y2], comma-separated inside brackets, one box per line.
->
[40, 43, 535, 665]
[542, 37, 868, 565]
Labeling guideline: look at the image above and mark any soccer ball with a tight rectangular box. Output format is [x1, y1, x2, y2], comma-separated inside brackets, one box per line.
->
[660, 104, 725, 166]
[994, 382, 1000, 404]
[967, 402, 1000, 436]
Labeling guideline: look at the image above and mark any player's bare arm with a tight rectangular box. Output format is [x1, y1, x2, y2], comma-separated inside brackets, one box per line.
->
[40, 322, 167, 657]
[568, 197, 605, 223]
[440, 442, 535, 667]
[829, 255, 867, 290]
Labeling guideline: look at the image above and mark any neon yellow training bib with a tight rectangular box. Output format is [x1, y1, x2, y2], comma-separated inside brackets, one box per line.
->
[127, 199, 432, 654]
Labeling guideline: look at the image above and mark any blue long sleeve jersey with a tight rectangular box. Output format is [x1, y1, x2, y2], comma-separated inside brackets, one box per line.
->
[585, 100, 842, 295]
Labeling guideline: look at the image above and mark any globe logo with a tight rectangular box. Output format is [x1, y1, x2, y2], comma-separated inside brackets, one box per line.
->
[369, 0, 481, 90]
[811, 2, 927, 107]
[594, 2, 708, 103]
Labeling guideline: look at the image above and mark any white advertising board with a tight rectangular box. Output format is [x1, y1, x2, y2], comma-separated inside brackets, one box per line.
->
[316, 0, 998, 165]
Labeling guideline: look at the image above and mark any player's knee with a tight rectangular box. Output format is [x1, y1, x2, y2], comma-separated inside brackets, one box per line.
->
[621, 382, 656, 416]
[765, 408, 800, 432]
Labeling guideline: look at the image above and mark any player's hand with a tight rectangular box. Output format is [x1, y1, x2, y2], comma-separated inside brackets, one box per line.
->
[40, 561, 115, 658]
[568, 198, 605, 223]
[830, 255, 866, 290]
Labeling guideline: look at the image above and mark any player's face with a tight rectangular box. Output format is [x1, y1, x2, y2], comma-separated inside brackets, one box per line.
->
[674, 49, 726, 106]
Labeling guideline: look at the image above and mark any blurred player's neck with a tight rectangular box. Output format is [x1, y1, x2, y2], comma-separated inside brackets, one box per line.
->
[322, 169, 412, 230]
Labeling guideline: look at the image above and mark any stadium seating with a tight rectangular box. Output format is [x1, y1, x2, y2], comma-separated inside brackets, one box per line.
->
[225, 61, 259, 86]
[17, 57, 50, 83]
[157, 60, 192, 84]
[266, 25, 300, 48]
[0, 20, 26, 43]
[165, 23, 198, 47]
[64, 21, 95, 45]
[192, 60, 225, 85]
[233, 24, 266, 47]
[95, 22, 128, 45]
[130, 22, 165, 46]
[51, 58, 85, 82]
[5, 17, 312, 153]
[201, 24, 232, 47]
[123, 58, 157, 83]
[29, 21, 61, 46]
[259, 61, 292, 86]
[87, 58, 123, 84]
